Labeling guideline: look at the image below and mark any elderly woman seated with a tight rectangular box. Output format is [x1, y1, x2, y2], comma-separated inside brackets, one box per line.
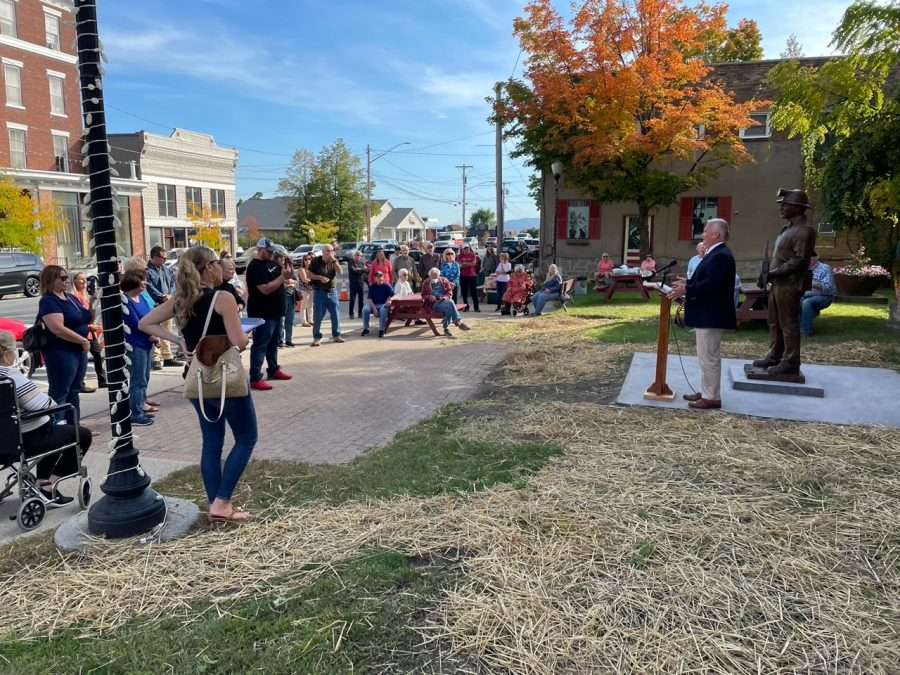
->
[596, 253, 615, 288]
[502, 264, 534, 314]
[421, 268, 470, 337]
[532, 264, 563, 316]
[0, 330, 92, 506]
[640, 254, 657, 277]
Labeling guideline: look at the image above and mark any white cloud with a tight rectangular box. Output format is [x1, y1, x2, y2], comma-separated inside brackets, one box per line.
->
[420, 67, 498, 109]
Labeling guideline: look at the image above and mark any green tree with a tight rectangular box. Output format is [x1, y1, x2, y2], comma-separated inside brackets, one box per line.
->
[468, 208, 496, 237]
[781, 33, 804, 58]
[702, 19, 765, 62]
[0, 177, 65, 254]
[768, 0, 900, 297]
[279, 141, 367, 242]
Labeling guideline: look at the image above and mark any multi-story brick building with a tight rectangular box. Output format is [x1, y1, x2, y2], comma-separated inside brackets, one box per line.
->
[539, 58, 851, 279]
[110, 129, 239, 253]
[0, 0, 147, 265]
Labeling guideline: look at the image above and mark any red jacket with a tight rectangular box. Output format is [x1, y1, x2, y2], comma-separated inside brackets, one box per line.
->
[368, 259, 393, 286]
[458, 250, 479, 277]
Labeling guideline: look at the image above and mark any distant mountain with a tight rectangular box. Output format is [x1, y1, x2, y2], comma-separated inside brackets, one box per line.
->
[504, 217, 539, 233]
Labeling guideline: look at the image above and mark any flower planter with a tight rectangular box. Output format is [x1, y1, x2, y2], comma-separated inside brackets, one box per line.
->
[834, 273, 882, 297]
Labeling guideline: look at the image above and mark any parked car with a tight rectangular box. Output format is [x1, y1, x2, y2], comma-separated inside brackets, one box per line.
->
[463, 236, 480, 250]
[501, 239, 530, 263]
[164, 248, 187, 269]
[433, 241, 459, 256]
[0, 317, 38, 376]
[337, 242, 360, 262]
[371, 240, 397, 257]
[234, 246, 258, 274]
[523, 238, 540, 255]
[290, 244, 313, 266]
[0, 251, 43, 299]
[485, 237, 498, 248]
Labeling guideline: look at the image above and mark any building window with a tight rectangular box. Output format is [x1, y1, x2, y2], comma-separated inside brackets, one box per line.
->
[186, 186, 203, 216]
[690, 197, 719, 238]
[210, 189, 225, 218]
[8, 127, 26, 169]
[52, 133, 68, 172]
[116, 195, 133, 256]
[48, 75, 65, 116]
[44, 13, 61, 51]
[53, 191, 84, 264]
[157, 184, 177, 217]
[0, 0, 16, 38]
[566, 200, 589, 240]
[4, 63, 22, 107]
[817, 221, 834, 235]
[740, 112, 771, 140]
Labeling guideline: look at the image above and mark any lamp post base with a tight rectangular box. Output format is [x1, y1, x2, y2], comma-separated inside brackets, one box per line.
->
[87, 489, 167, 539]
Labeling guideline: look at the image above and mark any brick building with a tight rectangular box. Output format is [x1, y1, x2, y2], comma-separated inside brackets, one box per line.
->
[0, 0, 146, 265]
[539, 58, 852, 279]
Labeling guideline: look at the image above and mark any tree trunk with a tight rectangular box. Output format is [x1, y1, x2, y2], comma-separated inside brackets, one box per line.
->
[638, 203, 651, 259]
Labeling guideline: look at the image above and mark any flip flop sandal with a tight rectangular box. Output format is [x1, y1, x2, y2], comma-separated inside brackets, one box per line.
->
[208, 507, 251, 524]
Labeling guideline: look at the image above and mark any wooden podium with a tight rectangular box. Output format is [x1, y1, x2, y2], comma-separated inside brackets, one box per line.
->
[643, 283, 675, 401]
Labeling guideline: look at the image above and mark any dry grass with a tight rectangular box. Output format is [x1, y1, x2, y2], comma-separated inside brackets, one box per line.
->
[2, 403, 899, 674]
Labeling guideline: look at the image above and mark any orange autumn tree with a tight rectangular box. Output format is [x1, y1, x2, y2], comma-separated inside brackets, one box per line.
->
[499, 0, 768, 256]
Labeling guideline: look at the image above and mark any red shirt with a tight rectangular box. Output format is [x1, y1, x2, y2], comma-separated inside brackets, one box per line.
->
[458, 250, 478, 277]
[368, 259, 393, 286]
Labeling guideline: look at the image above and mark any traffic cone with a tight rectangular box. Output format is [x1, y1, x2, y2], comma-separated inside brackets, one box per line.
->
[340, 277, 349, 301]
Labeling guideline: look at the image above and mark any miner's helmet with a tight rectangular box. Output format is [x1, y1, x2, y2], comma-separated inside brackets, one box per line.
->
[776, 188, 812, 209]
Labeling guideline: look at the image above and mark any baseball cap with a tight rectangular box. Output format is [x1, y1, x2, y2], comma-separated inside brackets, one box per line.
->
[256, 237, 276, 251]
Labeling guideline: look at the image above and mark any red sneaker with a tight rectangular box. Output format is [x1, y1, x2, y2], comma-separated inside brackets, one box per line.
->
[269, 369, 293, 381]
[251, 380, 273, 391]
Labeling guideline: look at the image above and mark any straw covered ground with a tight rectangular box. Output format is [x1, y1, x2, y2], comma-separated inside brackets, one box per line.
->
[2, 400, 899, 673]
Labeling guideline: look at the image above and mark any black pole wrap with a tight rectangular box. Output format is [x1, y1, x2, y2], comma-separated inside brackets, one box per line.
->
[76, 0, 166, 538]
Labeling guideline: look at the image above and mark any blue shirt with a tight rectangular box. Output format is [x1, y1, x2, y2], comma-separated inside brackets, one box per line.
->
[124, 293, 154, 351]
[806, 262, 835, 297]
[368, 283, 394, 306]
[441, 261, 460, 285]
[687, 255, 703, 280]
[543, 274, 562, 294]
[37, 293, 92, 352]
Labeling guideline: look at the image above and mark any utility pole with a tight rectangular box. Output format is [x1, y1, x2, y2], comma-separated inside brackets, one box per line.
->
[495, 82, 504, 242]
[456, 164, 472, 231]
[365, 144, 372, 242]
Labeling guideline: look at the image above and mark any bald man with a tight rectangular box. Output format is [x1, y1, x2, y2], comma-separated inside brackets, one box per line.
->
[668, 218, 737, 410]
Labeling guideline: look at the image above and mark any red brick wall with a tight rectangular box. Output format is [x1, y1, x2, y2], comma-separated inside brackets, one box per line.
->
[129, 194, 146, 256]
[0, 0, 82, 171]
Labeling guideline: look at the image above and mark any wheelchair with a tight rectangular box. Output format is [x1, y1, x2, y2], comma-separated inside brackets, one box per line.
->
[0, 376, 92, 531]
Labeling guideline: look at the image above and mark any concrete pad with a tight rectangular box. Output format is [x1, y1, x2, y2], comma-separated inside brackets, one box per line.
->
[54, 496, 200, 552]
[617, 352, 900, 427]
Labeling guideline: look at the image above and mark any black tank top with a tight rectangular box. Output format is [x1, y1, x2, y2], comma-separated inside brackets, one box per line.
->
[181, 289, 228, 352]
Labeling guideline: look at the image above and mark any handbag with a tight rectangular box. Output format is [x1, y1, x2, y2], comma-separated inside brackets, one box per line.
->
[183, 291, 248, 422]
[22, 320, 49, 352]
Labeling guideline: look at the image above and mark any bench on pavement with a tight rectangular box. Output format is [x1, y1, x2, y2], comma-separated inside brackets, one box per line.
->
[384, 294, 468, 337]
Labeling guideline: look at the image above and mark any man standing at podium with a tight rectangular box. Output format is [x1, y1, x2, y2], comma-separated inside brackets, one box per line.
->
[668, 219, 736, 410]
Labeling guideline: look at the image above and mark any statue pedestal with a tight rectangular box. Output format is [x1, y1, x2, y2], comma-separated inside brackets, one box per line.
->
[733, 365, 824, 398]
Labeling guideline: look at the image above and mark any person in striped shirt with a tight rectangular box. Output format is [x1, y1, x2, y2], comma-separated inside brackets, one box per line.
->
[0, 331, 92, 507]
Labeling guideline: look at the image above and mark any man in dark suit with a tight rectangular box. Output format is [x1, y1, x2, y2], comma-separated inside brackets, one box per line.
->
[668, 218, 736, 410]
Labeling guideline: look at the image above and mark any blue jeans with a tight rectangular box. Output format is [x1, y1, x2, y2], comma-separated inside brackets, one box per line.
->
[801, 294, 833, 336]
[313, 289, 341, 340]
[44, 348, 87, 424]
[249, 318, 281, 383]
[191, 394, 258, 502]
[433, 299, 460, 329]
[495, 280, 508, 309]
[362, 303, 389, 332]
[282, 292, 296, 345]
[129, 346, 152, 422]
[533, 291, 560, 315]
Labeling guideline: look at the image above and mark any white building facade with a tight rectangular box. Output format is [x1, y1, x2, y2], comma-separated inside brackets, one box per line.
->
[109, 129, 239, 253]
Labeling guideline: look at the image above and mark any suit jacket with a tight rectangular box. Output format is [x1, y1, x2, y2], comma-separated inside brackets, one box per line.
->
[684, 243, 737, 330]
[769, 221, 816, 288]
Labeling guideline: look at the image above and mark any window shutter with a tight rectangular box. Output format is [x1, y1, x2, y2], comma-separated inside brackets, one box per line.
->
[718, 196, 732, 225]
[588, 201, 602, 239]
[678, 197, 694, 241]
[556, 199, 568, 240]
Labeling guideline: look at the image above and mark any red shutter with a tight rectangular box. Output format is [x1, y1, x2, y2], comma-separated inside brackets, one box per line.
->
[556, 199, 569, 240]
[718, 196, 732, 225]
[678, 197, 694, 241]
[588, 201, 602, 239]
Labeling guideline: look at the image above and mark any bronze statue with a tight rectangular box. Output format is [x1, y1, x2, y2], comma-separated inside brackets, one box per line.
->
[752, 189, 817, 377]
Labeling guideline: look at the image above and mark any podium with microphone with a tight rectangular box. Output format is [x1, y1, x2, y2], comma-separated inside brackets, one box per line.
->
[642, 260, 679, 401]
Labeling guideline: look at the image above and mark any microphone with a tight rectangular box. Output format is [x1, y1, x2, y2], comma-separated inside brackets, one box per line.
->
[649, 259, 678, 279]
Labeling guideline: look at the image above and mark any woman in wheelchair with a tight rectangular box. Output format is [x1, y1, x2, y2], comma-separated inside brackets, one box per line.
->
[0, 331, 92, 506]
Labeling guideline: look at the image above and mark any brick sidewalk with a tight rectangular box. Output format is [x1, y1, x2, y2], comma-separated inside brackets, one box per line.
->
[81, 322, 510, 466]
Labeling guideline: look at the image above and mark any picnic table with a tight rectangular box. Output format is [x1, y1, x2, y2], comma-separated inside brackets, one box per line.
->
[736, 283, 769, 325]
[598, 273, 651, 301]
[384, 294, 466, 337]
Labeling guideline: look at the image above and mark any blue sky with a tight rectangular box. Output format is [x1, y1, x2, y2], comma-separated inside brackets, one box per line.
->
[97, 0, 847, 229]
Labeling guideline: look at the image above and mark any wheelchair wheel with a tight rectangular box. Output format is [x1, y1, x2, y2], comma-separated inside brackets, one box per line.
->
[77, 478, 92, 509]
[18, 497, 46, 531]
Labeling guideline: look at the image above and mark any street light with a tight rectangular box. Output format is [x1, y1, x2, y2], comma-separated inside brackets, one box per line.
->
[366, 142, 411, 241]
[551, 161, 564, 265]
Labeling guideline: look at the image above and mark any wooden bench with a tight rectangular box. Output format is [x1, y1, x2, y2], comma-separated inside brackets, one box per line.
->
[598, 273, 651, 301]
[384, 294, 467, 337]
[736, 284, 769, 325]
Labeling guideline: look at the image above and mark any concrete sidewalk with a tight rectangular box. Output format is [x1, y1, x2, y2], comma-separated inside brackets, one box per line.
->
[1, 315, 509, 544]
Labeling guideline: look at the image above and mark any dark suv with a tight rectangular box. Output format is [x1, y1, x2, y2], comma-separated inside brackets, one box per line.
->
[0, 251, 43, 299]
